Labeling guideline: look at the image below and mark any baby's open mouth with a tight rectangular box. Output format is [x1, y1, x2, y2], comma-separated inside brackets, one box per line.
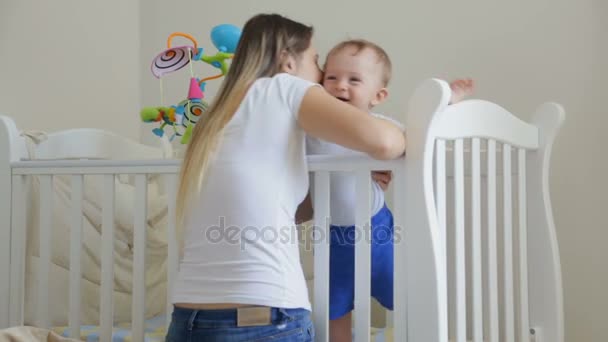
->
[336, 96, 349, 102]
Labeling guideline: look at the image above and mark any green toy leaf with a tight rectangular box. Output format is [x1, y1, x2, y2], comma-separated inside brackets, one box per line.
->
[181, 123, 194, 144]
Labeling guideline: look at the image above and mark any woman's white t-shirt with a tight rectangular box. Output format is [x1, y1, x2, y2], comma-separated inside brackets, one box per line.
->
[172, 73, 320, 310]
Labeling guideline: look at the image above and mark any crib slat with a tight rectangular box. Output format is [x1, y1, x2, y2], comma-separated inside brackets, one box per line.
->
[453, 140, 466, 342]
[486, 140, 499, 342]
[166, 174, 179, 328]
[37, 175, 53, 328]
[354, 170, 372, 342]
[100, 175, 115, 342]
[313, 171, 330, 342]
[471, 138, 483, 342]
[503, 144, 515, 341]
[435, 140, 447, 258]
[0, 174, 10, 328]
[69, 175, 84, 338]
[392, 167, 407, 342]
[132, 175, 147, 342]
[436, 140, 449, 338]
[9, 175, 27, 326]
[518, 149, 530, 342]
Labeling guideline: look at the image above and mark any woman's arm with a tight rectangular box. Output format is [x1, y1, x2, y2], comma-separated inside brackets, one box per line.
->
[297, 87, 406, 160]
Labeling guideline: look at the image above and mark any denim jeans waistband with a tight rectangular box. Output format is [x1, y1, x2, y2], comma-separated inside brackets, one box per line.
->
[171, 306, 310, 329]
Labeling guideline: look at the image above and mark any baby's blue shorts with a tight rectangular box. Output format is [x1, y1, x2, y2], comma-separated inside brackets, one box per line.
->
[329, 204, 394, 320]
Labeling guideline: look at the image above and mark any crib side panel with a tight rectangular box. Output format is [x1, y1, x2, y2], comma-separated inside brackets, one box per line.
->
[431, 101, 565, 342]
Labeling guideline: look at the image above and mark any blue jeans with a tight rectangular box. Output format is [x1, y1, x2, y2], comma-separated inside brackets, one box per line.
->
[165, 306, 314, 341]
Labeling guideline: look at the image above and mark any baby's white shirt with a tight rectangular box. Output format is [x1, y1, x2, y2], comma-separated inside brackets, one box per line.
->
[306, 113, 404, 226]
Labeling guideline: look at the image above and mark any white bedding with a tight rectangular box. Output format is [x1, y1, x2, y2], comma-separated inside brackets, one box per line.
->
[0, 326, 79, 342]
[24, 173, 170, 326]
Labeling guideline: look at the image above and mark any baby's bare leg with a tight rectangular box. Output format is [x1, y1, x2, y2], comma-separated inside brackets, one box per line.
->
[330, 312, 352, 342]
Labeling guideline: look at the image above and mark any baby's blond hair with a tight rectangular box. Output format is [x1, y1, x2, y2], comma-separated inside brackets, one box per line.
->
[325, 39, 392, 86]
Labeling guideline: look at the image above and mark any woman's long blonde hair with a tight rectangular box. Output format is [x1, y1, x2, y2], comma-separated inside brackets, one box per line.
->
[176, 14, 313, 251]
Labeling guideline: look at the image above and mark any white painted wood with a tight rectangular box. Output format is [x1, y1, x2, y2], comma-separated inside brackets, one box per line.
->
[100, 175, 115, 342]
[432, 100, 539, 150]
[453, 139, 466, 342]
[307, 154, 403, 172]
[518, 148, 531, 342]
[0, 116, 23, 329]
[132, 175, 148, 342]
[354, 170, 371, 342]
[0, 156, 10, 329]
[435, 140, 447, 260]
[527, 103, 566, 342]
[37, 175, 53, 328]
[486, 140, 499, 342]
[502, 144, 515, 342]
[313, 171, 330, 342]
[68, 175, 84, 338]
[12, 157, 404, 176]
[392, 166, 407, 341]
[12, 159, 179, 176]
[531, 327, 543, 342]
[445, 142, 456, 341]
[404, 78, 451, 342]
[166, 174, 179, 328]
[9, 175, 26, 327]
[14, 165, 177, 176]
[471, 138, 483, 342]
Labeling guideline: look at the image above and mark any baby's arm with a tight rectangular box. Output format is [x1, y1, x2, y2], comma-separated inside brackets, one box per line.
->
[370, 79, 474, 191]
[295, 191, 313, 224]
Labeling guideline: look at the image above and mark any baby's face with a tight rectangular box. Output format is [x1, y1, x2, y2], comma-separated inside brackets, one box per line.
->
[323, 46, 385, 111]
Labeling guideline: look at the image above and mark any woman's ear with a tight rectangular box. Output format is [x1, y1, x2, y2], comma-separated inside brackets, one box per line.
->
[279, 50, 297, 74]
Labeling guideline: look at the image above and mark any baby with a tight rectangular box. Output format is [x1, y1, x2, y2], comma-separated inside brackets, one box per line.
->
[305, 39, 473, 341]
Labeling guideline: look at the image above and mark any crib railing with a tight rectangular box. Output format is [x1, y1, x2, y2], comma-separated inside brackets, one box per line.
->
[3, 157, 409, 342]
[307, 154, 408, 342]
[6, 159, 181, 342]
[0, 78, 565, 342]
[431, 108, 564, 342]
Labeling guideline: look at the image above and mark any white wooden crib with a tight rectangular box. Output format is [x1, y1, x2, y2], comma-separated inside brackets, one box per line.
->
[0, 79, 565, 342]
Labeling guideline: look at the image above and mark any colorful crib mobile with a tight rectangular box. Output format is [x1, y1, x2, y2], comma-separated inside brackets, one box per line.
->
[141, 24, 241, 145]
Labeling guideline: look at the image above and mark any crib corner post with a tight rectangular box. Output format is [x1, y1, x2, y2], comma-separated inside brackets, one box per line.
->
[0, 115, 26, 329]
[399, 79, 451, 342]
[0, 116, 18, 329]
[527, 103, 566, 342]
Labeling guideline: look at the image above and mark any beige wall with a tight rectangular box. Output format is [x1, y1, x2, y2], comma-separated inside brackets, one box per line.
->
[2, 0, 606, 340]
[140, 1, 606, 340]
[562, 1, 608, 340]
[0, 0, 141, 139]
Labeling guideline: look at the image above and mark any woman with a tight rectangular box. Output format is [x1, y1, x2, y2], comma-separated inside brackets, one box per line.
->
[166, 13, 406, 341]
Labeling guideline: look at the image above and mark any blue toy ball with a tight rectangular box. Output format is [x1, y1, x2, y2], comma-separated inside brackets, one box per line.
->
[211, 24, 241, 53]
